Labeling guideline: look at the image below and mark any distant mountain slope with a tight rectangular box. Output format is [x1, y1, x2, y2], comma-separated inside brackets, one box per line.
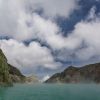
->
[45, 63, 100, 83]
[25, 75, 39, 83]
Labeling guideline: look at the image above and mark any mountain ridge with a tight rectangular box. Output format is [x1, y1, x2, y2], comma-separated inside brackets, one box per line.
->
[45, 63, 100, 83]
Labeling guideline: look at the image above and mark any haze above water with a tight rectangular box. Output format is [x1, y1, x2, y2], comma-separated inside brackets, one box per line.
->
[0, 84, 100, 100]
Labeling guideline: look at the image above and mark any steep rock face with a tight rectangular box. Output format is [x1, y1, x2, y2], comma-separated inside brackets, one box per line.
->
[0, 49, 11, 84]
[45, 63, 100, 83]
[8, 64, 25, 83]
[0, 49, 25, 84]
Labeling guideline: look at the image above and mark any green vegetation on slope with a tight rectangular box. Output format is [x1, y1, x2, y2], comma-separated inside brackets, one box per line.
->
[0, 49, 11, 85]
[0, 49, 25, 85]
[0, 49, 39, 85]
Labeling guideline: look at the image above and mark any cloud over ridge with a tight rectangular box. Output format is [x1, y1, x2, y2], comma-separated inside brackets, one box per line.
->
[0, 0, 100, 78]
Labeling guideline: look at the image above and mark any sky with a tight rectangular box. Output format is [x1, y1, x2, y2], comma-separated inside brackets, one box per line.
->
[0, 0, 100, 81]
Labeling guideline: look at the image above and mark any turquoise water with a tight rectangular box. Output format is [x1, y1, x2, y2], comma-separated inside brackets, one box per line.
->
[0, 84, 100, 100]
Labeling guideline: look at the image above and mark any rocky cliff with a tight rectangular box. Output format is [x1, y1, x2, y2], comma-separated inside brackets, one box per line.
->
[0, 49, 25, 85]
[0, 49, 11, 85]
[45, 63, 100, 83]
[8, 64, 25, 83]
[0, 49, 39, 85]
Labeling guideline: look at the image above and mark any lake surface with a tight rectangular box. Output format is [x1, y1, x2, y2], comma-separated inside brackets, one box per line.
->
[0, 84, 100, 100]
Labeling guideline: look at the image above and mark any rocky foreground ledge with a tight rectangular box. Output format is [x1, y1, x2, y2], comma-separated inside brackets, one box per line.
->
[45, 63, 100, 83]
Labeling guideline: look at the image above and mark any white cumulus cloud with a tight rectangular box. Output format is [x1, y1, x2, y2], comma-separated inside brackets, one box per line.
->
[0, 39, 61, 73]
[0, 0, 78, 41]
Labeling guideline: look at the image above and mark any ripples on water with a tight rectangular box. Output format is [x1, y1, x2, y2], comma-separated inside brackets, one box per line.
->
[0, 84, 100, 100]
